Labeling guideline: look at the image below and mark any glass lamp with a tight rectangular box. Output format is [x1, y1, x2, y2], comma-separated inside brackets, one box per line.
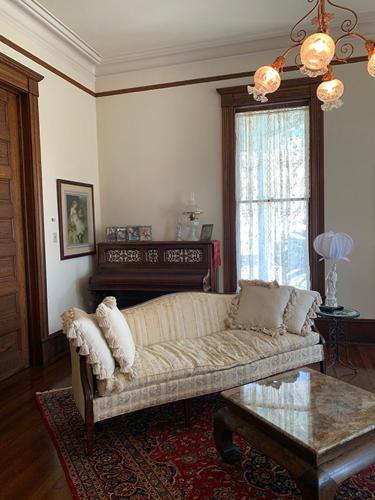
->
[368, 52, 375, 77]
[317, 70, 344, 111]
[300, 32, 335, 77]
[182, 192, 203, 241]
[247, 65, 281, 103]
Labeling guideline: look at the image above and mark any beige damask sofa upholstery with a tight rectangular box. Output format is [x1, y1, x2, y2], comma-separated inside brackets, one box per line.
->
[68, 292, 325, 454]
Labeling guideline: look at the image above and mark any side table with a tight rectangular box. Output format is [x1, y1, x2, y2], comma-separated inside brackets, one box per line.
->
[317, 308, 360, 374]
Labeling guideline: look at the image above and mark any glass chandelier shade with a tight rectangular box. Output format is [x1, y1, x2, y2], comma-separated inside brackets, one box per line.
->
[300, 33, 336, 77]
[247, 0, 375, 111]
[368, 52, 375, 78]
[247, 65, 281, 103]
[317, 74, 344, 111]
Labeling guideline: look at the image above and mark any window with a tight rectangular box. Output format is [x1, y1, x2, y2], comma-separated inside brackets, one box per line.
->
[217, 79, 324, 294]
[236, 106, 310, 288]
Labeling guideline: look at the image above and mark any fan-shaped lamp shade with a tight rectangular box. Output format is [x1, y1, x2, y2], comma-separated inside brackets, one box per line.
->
[313, 232, 353, 263]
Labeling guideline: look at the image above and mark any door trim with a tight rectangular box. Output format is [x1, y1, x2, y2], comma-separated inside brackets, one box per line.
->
[0, 52, 47, 365]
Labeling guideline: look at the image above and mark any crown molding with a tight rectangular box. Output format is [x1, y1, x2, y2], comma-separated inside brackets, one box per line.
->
[1, 0, 374, 87]
[96, 13, 375, 77]
[0, 0, 98, 88]
[96, 31, 291, 77]
[16, 0, 102, 64]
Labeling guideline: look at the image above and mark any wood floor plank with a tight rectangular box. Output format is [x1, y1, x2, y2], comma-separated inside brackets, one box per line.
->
[0, 347, 374, 499]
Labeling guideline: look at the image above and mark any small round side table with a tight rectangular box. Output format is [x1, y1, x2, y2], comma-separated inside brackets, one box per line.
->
[316, 308, 360, 374]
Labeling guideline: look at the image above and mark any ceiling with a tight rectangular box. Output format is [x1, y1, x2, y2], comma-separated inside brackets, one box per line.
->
[36, 0, 375, 60]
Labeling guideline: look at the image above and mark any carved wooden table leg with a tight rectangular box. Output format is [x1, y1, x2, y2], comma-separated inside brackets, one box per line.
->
[214, 407, 242, 464]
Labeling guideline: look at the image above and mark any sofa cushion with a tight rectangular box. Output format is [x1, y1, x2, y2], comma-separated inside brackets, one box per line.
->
[96, 296, 136, 376]
[226, 280, 292, 337]
[283, 287, 322, 336]
[93, 344, 324, 422]
[61, 308, 115, 380]
[97, 328, 320, 396]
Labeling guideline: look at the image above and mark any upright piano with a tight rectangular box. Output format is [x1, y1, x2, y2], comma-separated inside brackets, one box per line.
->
[89, 240, 220, 308]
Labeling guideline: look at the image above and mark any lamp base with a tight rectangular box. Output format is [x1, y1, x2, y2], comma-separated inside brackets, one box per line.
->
[320, 305, 344, 313]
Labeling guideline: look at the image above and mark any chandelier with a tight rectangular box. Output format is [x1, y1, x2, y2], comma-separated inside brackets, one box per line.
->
[248, 0, 375, 111]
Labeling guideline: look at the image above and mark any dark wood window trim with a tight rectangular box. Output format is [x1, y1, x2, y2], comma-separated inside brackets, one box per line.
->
[0, 51, 49, 365]
[217, 78, 324, 295]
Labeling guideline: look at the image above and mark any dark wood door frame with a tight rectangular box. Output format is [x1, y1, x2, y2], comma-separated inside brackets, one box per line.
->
[0, 52, 48, 366]
[217, 78, 325, 296]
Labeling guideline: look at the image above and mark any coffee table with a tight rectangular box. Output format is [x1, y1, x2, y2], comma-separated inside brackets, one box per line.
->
[214, 369, 375, 499]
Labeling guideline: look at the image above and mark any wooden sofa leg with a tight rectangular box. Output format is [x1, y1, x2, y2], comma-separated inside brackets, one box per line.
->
[313, 322, 327, 375]
[184, 399, 192, 427]
[320, 359, 327, 375]
[79, 351, 95, 457]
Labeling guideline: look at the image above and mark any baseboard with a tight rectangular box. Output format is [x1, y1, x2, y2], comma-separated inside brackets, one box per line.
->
[316, 318, 375, 344]
[41, 330, 68, 366]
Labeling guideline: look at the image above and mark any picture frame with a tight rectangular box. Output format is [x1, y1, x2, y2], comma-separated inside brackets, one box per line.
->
[200, 224, 214, 241]
[139, 225, 152, 241]
[127, 226, 140, 241]
[105, 226, 118, 242]
[116, 227, 127, 241]
[57, 179, 96, 259]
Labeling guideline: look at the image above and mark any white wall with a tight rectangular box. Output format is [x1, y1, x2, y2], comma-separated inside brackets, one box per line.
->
[0, 19, 101, 333]
[97, 54, 375, 317]
[324, 62, 375, 317]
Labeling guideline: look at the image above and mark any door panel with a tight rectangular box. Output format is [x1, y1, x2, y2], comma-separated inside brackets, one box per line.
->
[0, 88, 28, 380]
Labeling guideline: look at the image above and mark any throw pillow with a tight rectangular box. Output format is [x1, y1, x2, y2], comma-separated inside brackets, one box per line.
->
[61, 308, 115, 380]
[283, 287, 322, 336]
[226, 279, 292, 337]
[96, 296, 136, 376]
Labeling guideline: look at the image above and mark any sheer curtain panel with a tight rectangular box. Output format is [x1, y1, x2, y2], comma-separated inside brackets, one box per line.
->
[235, 106, 310, 289]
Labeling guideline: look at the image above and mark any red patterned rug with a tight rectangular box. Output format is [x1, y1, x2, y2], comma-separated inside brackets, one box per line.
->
[36, 389, 375, 499]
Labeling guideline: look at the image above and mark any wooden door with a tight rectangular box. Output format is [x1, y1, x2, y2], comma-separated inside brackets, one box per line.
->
[0, 88, 29, 380]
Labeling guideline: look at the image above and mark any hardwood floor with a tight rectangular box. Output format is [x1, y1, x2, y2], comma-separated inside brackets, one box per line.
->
[0, 355, 71, 499]
[0, 346, 374, 499]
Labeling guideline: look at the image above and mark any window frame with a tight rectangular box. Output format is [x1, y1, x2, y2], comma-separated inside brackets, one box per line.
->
[217, 78, 324, 294]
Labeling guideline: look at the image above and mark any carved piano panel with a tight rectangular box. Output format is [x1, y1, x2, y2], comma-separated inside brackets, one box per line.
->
[89, 241, 219, 308]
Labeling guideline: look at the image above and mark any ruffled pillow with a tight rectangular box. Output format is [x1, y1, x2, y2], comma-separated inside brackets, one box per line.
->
[61, 308, 115, 380]
[226, 280, 293, 337]
[283, 287, 322, 336]
[96, 297, 136, 376]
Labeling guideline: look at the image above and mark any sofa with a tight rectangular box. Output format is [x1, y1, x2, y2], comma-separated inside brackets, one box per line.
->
[66, 291, 325, 455]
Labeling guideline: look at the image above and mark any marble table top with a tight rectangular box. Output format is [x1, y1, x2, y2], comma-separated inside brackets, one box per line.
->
[222, 369, 375, 455]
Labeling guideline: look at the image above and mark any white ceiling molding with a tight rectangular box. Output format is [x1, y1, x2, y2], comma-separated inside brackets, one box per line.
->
[16, 0, 102, 64]
[2, 0, 375, 84]
[0, 0, 98, 88]
[96, 15, 375, 77]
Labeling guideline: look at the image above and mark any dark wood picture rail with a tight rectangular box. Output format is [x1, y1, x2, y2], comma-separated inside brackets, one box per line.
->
[0, 34, 369, 98]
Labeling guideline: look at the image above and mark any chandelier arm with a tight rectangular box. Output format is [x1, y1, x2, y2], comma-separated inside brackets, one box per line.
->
[326, 0, 358, 33]
[294, 51, 302, 69]
[334, 32, 370, 62]
[280, 43, 303, 59]
[289, 0, 319, 43]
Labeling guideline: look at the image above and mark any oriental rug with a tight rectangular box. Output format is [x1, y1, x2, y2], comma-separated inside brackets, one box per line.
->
[36, 389, 375, 499]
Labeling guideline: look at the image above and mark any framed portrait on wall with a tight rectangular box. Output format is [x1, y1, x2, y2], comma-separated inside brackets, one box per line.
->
[57, 179, 96, 259]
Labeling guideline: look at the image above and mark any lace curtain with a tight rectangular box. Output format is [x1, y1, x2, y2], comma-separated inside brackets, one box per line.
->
[235, 106, 310, 289]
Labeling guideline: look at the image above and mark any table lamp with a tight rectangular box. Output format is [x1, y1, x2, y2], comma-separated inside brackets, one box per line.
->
[182, 192, 203, 241]
[313, 231, 353, 312]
